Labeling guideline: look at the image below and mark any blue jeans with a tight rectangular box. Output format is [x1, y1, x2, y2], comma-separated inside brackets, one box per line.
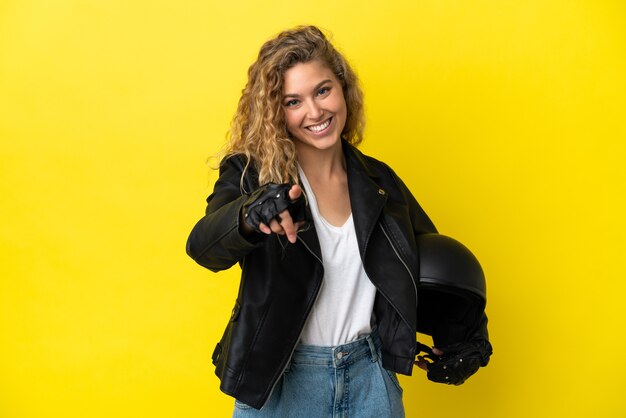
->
[232, 330, 405, 418]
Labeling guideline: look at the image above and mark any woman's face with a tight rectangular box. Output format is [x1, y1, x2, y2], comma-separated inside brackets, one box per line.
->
[282, 60, 347, 153]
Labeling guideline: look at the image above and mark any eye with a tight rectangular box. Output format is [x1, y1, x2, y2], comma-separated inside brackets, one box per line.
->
[285, 99, 300, 107]
[317, 87, 331, 96]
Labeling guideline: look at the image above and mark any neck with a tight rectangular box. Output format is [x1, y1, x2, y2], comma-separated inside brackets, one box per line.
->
[296, 141, 346, 181]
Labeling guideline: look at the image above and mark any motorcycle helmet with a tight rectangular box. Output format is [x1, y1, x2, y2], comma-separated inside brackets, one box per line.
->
[416, 233, 487, 348]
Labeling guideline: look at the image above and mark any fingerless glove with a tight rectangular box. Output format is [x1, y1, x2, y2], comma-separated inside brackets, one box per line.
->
[242, 183, 306, 231]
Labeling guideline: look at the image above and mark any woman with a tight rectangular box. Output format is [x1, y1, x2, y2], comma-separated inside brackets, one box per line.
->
[187, 26, 490, 417]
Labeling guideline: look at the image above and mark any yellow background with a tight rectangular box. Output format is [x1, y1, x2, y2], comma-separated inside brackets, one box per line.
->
[1, 1, 625, 417]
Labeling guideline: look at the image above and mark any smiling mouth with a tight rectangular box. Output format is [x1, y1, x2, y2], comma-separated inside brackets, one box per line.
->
[305, 117, 332, 133]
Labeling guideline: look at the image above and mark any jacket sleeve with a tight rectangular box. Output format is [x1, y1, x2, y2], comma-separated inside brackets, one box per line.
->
[186, 155, 263, 272]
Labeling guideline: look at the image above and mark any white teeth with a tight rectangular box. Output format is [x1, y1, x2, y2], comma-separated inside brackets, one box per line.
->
[307, 118, 331, 132]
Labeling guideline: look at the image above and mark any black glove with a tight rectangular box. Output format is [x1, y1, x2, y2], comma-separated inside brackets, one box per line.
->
[417, 339, 492, 385]
[242, 183, 306, 232]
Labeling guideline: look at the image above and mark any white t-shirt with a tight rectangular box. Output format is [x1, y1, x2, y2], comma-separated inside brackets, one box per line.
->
[298, 167, 377, 346]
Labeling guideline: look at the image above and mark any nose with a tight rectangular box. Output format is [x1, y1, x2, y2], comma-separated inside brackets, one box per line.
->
[305, 99, 323, 120]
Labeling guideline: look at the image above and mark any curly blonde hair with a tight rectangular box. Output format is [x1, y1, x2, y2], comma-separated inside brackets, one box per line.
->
[224, 25, 365, 186]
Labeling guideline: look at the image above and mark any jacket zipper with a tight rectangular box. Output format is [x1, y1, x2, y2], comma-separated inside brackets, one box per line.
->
[378, 223, 418, 304]
[375, 222, 421, 364]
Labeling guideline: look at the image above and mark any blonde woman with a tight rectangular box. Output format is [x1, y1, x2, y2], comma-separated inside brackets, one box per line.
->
[187, 26, 491, 417]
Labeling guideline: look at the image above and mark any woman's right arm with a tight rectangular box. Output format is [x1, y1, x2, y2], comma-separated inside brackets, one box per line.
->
[186, 155, 264, 272]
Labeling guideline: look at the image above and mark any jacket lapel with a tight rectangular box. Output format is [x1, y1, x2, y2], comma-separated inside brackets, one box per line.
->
[343, 142, 388, 260]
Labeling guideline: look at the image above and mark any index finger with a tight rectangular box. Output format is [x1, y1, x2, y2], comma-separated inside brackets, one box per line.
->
[278, 209, 298, 243]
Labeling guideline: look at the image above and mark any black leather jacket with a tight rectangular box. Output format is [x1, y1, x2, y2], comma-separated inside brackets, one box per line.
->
[187, 142, 441, 409]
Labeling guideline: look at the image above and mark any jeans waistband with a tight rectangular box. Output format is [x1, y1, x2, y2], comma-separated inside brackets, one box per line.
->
[290, 329, 382, 369]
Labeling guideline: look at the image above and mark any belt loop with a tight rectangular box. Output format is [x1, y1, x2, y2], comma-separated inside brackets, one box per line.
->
[367, 334, 378, 362]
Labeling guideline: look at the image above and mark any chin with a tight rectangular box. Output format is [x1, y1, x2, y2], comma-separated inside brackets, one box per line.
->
[298, 134, 341, 151]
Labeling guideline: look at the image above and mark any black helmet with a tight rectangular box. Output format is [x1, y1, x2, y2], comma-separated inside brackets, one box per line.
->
[416, 233, 487, 348]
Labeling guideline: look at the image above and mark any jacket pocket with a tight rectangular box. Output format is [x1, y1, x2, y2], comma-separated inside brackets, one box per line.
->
[213, 300, 240, 368]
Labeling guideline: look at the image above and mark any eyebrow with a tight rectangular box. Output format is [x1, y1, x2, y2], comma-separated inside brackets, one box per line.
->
[283, 79, 332, 98]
